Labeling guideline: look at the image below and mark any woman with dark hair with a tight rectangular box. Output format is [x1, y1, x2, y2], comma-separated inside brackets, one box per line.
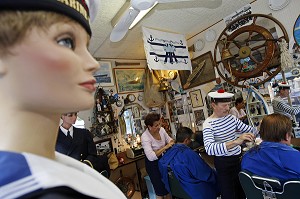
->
[0, 1, 125, 198]
[141, 113, 174, 199]
[229, 97, 247, 121]
[242, 113, 300, 183]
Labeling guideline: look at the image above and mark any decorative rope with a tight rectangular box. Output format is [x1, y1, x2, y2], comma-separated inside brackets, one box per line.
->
[279, 39, 294, 71]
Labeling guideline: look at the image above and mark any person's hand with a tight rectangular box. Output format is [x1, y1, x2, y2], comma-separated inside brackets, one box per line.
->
[235, 133, 255, 145]
[165, 140, 175, 149]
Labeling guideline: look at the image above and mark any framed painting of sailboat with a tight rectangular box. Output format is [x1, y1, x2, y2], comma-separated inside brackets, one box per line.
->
[94, 61, 114, 86]
[114, 68, 145, 94]
[179, 51, 216, 89]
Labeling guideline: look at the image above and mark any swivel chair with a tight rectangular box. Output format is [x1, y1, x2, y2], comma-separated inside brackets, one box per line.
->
[167, 167, 191, 199]
[239, 171, 300, 199]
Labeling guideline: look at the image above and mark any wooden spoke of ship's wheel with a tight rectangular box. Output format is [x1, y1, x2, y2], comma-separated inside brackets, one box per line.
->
[251, 42, 266, 51]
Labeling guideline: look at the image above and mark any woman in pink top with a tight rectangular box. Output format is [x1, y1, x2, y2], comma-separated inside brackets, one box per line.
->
[141, 113, 174, 199]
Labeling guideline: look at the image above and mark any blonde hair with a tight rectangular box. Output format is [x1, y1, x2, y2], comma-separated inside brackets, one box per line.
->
[0, 11, 72, 56]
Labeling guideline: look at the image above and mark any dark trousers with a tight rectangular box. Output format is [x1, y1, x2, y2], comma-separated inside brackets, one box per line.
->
[145, 157, 169, 196]
[214, 155, 245, 199]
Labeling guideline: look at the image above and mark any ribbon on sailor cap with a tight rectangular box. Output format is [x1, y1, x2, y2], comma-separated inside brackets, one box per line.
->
[0, 0, 100, 36]
[208, 89, 234, 102]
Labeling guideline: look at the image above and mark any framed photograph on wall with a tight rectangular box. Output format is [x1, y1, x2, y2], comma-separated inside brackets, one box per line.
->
[194, 109, 205, 126]
[114, 68, 145, 94]
[132, 106, 140, 118]
[179, 51, 215, 90]
[190, 89, 204, 108]
[95, 138, 113, 155]
[94, 61, 114, 86]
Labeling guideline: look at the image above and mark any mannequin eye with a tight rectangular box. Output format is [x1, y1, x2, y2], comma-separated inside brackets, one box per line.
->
[57, 37, 75, 50]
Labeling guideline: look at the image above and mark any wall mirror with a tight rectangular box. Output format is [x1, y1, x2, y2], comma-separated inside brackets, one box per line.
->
[119, 103, 146, 144]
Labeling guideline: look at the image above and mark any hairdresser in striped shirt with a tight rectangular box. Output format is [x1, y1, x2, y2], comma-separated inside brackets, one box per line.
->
[203, 89, 258, 199]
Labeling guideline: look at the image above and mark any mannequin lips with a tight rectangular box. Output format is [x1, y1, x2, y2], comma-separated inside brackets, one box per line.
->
[79, 80, 96, 91]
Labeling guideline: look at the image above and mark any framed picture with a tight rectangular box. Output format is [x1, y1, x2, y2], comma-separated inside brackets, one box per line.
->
[114, 68, 145, 94]
[95, 138, 113, 155]
[179, 51, 215, 89]
[190, 89, 203, 108]
[132, 106, 140, 118]
[194, 109, 205, 126]
[94, 61, 114, 86]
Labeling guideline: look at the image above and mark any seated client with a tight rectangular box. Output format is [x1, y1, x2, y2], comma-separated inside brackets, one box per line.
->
[241, 113, 300, 183]
[159, 127, 219, 199]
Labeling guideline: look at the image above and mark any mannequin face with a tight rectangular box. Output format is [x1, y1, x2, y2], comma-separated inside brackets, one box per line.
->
[0, 21, 98, 113]
[61, 112, 78, 126]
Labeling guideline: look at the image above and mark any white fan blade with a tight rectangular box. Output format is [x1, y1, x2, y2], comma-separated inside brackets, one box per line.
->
[110, 8, 140, 42]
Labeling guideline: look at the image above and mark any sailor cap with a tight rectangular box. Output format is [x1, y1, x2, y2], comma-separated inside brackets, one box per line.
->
[0, 0, 100, 36]
[208, 89, 234, 103]
[278, 82, 290, 89]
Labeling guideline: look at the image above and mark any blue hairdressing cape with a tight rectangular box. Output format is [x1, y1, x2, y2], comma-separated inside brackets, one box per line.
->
[158, 144, 219, 199]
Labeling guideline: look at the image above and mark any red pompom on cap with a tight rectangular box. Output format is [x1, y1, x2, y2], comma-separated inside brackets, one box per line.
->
[217, 89, 225, 93]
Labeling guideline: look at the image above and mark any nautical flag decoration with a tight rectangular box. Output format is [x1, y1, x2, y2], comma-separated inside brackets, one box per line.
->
[142, 27, 192, 71]
[223, 4, 252, 35]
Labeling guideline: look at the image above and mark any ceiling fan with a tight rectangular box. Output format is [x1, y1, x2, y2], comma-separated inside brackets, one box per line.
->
[110, 0, 222, 42]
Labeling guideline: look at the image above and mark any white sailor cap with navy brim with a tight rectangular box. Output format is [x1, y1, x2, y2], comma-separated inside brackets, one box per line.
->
[208, 89, 234, 103]
[0, 0, 100, 36]
[278, 82, 291, 89]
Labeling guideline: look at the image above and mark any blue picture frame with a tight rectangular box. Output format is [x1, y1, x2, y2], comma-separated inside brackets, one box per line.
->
[293, 15, 300, 47]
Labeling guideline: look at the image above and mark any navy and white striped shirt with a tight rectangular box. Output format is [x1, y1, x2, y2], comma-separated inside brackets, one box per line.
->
[272, 96, 300, 119]
[203, 114, 258, 156]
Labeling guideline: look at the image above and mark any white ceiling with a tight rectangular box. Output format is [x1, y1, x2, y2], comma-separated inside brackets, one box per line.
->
[89, 0, 255, 60]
